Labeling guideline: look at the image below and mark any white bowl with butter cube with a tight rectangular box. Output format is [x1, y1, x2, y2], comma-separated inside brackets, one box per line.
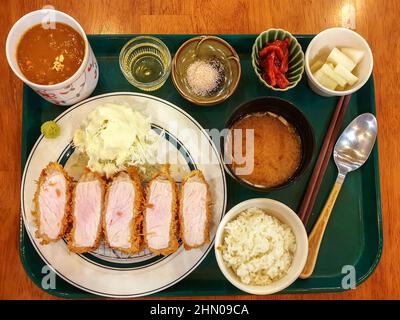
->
[305, 27, 373, 97]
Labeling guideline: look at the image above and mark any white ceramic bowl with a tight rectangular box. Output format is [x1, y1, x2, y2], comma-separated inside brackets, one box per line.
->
[305, 27, 373, 97]
[214, 198, 308, 295]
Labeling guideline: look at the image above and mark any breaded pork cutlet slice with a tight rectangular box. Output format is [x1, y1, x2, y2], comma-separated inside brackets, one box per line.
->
[33, 162, 72, 245]
[68, 170, 105, 253]
[144, 166, 179, 255]
[179, 170, 211, 250]
[103, 167, 143, 254]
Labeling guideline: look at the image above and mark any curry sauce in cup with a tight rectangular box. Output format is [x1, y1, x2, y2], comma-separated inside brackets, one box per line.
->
[6, 9, 98, 106]
[17, 22, 85, 86]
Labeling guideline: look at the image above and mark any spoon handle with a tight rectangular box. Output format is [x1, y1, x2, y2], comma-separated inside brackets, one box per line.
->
[300, 173, 346, 279]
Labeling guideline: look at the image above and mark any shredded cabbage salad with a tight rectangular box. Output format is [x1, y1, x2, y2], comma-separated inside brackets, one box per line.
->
[73, 103, 161, 177]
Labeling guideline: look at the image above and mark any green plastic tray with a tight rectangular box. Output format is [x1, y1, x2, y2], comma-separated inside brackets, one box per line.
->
[20, 34, 383, 298]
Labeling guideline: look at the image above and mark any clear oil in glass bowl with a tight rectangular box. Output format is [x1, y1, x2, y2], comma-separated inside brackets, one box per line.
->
[119, 36, 171, 91]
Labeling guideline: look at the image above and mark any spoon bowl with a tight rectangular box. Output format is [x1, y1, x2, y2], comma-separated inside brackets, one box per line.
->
[334, 113, 378, 174]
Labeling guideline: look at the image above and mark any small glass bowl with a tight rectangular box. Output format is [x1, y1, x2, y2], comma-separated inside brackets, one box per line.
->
[119, 36, 172, 91]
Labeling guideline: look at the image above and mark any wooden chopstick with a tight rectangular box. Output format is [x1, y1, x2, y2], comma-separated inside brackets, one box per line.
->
[298, 95, 351, 226]
[298, 96, 344, 222]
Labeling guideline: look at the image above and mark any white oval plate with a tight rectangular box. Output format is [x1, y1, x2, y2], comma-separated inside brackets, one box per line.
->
[21, 92, 227, 297]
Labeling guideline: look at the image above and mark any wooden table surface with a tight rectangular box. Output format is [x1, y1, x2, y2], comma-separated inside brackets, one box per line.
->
[0, 0, 398, 300]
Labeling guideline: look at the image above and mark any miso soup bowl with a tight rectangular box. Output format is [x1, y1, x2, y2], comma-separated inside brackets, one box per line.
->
[6, 9, 99, 106]
[222, 97, 315, 192]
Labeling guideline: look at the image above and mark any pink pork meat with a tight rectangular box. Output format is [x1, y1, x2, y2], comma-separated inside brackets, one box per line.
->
[144, 172, 178, 255]
[68, 170, 105, 253]
[33, 162, 72, 244]
[179, 170, 210, 249]
[103, 168, 142, 254]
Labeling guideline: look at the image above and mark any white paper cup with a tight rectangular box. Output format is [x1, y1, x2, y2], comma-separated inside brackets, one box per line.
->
[305, 27, 373, 97]
[6, 9, 99, 106]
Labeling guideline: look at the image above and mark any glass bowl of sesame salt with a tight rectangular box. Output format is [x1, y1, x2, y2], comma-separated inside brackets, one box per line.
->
[172, 36, 241, 106]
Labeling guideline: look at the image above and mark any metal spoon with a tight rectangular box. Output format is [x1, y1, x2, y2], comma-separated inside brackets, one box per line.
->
[300, 113, 377, 279]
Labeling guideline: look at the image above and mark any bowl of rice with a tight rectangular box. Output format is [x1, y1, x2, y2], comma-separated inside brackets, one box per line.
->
[214, 198, 308, 295]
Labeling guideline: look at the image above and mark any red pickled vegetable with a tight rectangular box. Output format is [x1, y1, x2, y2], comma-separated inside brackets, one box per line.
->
[259, 45, 284, 61]
[280, 56, 289, 73]
[266, 52, 277, 87]
[257, 37, 291, 89]
[275, 71, 290, 89]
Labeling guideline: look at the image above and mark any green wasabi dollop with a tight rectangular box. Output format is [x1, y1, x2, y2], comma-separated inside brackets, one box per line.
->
[41, 121, 60, 139]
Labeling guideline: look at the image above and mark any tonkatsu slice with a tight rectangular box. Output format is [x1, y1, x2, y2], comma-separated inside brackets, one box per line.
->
[179, 170, 211, 249]
[33, 162, 72, 244]
[103, 167, 143, 254]
[68, 170, 105, 253]
[144, 169, 179, 255]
